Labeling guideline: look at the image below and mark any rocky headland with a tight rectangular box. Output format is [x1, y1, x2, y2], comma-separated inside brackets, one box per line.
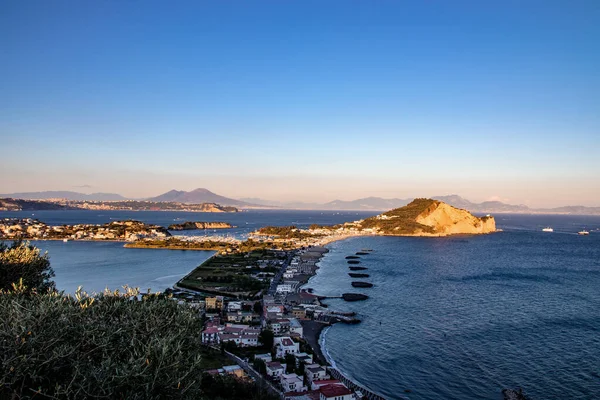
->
[356, 198, 496, 236]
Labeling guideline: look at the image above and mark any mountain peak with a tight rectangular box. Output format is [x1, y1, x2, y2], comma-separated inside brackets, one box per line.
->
[146, 188, 256, 207]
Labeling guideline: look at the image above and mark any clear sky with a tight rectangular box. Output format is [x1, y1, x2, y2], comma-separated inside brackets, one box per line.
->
[1, 1, 599, 207]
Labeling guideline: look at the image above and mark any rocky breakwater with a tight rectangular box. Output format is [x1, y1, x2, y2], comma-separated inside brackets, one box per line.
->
[356, 198, 496, 236]
[167, 221, 233, 230]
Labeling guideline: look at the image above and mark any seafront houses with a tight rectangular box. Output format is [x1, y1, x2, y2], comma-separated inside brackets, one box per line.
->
[264, 304, 285, 321]
[289, 318, 303, 336]
[305, 364, 329, 384]
[281, 373, 306, 393]
[292, 306, 307, 319]
[274, 336, 300, 358]
[310, 379, 344, 391]
[286, 292, 319, 306]
[269, 318, 294, 334]
[266, 361, 285, 378]
[295, 352, 313, 367]
[319, 384, 354, 400]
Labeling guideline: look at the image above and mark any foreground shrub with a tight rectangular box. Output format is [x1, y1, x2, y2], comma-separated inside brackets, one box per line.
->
[0, 286, 206, 399]
[0, 240, 54, 292]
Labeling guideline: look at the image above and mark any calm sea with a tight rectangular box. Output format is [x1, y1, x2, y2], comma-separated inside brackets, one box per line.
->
[2, 210, 599, 399]
[308, 214, 600, 399]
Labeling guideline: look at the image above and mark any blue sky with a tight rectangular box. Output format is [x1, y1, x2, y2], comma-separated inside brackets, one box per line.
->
[1, 1, 599, 207]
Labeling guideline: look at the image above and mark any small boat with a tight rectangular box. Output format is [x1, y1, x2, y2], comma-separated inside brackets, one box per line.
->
[578, 230, 590, 235]
[63, 238, 70, 242]
[542, 227, 553, 232]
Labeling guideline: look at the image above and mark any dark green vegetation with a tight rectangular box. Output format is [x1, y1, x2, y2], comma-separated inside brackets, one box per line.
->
[200, 373, 278, 400]
[358, 198, 438, 234]
[126, 238, 292, 253]
[0, 285, 232, 399]
[178, 250, 284, 298]
[0, 241, 55, 292]
[257, 225, 324, 239]
[126, 237, 233, 251]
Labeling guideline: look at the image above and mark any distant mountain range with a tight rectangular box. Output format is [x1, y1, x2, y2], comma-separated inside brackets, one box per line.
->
[1, 189, 259, 208]
[0, 191, 126, 201]
[2, 190, 599, 215]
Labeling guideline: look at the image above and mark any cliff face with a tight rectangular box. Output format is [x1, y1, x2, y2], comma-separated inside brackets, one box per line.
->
[358, 198, 496, 236]
[415, 201, 496, 235]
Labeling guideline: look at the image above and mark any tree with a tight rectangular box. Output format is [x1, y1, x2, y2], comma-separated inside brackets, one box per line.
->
[284, 353, 296, 373]
[296, 360, 305, 376]
[258, 329, 274, 350]
[253, 358, 266, 374]
[221, 340, 239, 354]
[253, 300, 263, 315]
[0, 240, 54, 292]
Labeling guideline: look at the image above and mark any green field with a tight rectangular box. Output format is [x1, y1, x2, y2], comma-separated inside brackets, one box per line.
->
[178, 250, 286, 299]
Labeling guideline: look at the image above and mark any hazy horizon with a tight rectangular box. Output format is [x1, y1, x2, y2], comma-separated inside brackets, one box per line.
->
[2, 1, 598, 208]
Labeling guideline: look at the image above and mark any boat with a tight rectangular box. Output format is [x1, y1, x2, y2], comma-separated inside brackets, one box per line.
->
[578, 230, 590, 235]
[542, 227, 553, 232]
[62, 238, 71, 242]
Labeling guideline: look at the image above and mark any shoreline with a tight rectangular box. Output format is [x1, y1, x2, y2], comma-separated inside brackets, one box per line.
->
[303, 237, 388, 400]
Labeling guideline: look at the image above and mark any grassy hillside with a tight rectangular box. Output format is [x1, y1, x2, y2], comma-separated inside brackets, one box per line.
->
[359, 198, 438, 234]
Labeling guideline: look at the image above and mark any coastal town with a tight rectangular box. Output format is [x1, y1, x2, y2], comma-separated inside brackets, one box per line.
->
[169, 245, 384, 400]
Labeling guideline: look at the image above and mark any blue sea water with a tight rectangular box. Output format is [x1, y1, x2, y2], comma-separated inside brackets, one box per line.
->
[308, 214, 600, 399]
[27, 240, 215, 295]
[2, 210, 600, 399]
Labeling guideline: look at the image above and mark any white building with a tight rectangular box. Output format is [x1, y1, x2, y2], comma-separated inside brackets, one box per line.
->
[276, 283, 293, 294]
[319, 384, 354, 400]
[266, 361, 285, 378]
[274, 336, 299, 359]
[280, 373, 306, 393]
[305, 364, 328, 384]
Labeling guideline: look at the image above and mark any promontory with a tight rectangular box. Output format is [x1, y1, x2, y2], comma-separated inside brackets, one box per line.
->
[251, 198, 496, 243]
[356, 198, 496, 236]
